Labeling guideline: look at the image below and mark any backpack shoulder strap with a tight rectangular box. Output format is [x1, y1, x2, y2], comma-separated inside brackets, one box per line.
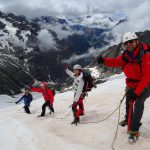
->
[136, 43, 150, 73]
[46, 88, 50, 94]
[142, 43, 150, 54]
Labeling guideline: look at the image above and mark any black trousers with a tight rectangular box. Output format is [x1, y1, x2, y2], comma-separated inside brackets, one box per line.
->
[125, 88, 149, 131]
[24, 106, 31, 114]
[41, 101, 54, 116]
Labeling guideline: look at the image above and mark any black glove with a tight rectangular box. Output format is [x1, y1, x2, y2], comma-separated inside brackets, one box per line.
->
[127, 89, 138, 100]
[64, 63, 69, 70]
[97, 55, 104, 64]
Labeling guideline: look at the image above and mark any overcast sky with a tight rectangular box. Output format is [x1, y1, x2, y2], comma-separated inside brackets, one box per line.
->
[0, 0, 150, 44]
[0, 0, 149, 18]
[0, 0, 150, 31]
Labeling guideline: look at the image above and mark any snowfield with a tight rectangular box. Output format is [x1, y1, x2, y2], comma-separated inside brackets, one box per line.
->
[0, 74, 150, 150]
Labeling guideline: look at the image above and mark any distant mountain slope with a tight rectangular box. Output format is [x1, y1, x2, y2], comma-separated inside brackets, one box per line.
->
[0, 11, 127, 95]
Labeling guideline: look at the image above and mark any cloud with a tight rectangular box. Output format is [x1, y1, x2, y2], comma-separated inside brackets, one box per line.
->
[42, 24, 73, 40]
[62, 47, 105, 63]
[0, 0, 148, 18]
[41, 24, 84, 40]
[112, 1, 150, 43]
[1, 0, 150, 55]
[52, 26, 73, 40]
[37, 29, 56, 51]
[1, 0, 150, 33]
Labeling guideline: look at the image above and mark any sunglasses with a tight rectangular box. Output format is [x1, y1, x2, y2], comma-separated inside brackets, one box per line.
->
[124, 40, 135, 45]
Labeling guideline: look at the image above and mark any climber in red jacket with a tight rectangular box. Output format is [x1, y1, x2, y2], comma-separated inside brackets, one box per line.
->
[97, 32, 150, 141]
[31, 82, 54, 117]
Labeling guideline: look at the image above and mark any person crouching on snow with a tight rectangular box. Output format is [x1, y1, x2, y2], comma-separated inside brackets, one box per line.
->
[15, 87, 33, 114]
[65, 64, 85, 125]
[30, 82, 54, 117]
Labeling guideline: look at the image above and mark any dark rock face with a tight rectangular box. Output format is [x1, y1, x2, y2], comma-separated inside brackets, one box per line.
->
[32, 16, 68, 25]
[0, 21, 6, 29]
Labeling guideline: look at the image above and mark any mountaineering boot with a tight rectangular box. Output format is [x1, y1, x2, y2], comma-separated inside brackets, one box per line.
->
[119, 119, 142, 127]
[71, 118, 80, 125]
[119, 119, 127, 127]
[128, 130, 139, 144]
[37, 115, 45, 117]
[37, 112, 45, 117]
[49, 105, 54, 113]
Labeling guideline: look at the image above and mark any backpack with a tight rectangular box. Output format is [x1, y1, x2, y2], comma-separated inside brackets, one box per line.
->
[32, 81, 42, 88]
[82, 69, 95, 92]
[46, 84, 56, 96]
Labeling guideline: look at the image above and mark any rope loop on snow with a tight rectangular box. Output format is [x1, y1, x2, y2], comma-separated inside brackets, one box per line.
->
[81, 93, 126, 124]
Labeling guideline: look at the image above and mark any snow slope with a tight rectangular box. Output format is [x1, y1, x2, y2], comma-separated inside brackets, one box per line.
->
[0, 75, 150, 150]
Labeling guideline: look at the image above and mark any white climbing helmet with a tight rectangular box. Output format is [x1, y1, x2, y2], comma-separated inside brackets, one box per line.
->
[123, 32, 138, 43]
[73, 64, 82, 70]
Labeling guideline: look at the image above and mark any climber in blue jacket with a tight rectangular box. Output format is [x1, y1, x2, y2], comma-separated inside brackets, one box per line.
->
[16, 87, 33, 114]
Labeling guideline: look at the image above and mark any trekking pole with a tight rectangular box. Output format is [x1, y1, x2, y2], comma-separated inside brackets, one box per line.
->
[127, 100, 134, 132]
[68, 104, 72, 109]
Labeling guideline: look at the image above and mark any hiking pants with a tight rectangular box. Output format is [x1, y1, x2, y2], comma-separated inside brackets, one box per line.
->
[125, 88, 150, 131]
[72, 98, 84, 120]
[24, 106, 31, 114]
[41, 101, 54, 116]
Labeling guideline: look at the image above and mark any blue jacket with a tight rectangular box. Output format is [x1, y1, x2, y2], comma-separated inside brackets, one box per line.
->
[17, 93, 33, 106]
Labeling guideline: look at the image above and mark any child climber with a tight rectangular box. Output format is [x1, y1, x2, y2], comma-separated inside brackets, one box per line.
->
[30, 81, 54, 117]
[65, 64, 86, 125]
[15, 87, 33, 114]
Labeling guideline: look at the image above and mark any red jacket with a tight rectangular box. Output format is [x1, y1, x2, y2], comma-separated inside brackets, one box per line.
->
[103, 42, 150, 96]
[31, 82, 54, 105]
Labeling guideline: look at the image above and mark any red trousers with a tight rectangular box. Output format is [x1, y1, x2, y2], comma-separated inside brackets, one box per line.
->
[72, 98, 84, 120]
